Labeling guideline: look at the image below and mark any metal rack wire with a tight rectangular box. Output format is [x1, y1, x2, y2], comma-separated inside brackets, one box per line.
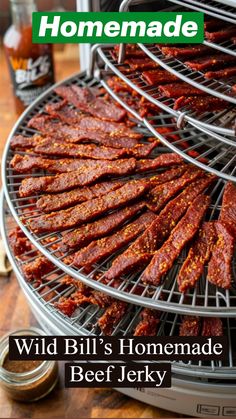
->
[1, 195, 236, 380]
[2, 72, 236, 317]
[138, 43, 236, 105]
[96, 46, 236, 164]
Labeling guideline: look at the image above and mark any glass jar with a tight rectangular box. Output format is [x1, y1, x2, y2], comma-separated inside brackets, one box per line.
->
[0, 328, 58, 402]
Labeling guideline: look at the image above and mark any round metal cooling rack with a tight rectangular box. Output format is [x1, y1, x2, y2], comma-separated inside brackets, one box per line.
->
[2, 71, 236, 316]
[1, 194, 236, 381]
[97, 45, 236, 140]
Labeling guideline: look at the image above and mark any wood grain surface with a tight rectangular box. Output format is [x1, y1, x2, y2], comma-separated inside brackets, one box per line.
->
[0, 44, 182, 419]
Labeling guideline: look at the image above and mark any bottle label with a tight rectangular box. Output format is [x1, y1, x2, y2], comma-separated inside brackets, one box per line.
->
[8, 54, 54, 106]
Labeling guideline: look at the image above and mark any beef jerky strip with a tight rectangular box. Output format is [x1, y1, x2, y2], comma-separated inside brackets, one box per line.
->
[19, 158, 136, 197]
[9, 228, 35, 257]
[77, 116, 142, 139]
[113, 44, 146, 59]
[73, 210, 156, 269]
[27, 180, 149, 233]
[10, 135, 38, 150]
[136, 153, 183, 173]
[97, 301, 128, 335]
[22, 256, 54, 282]
[179, 316, 201, 336]
[142, 70, 179, 86]
[28, 113, 138, 149]
[105, 175, 215, 281]
[219, 182, 236, 238]
[205, 27, 236, 43]
[174, 96, 228, 113]
[147, 167, 204, 212]
[159, 45, 210, 58]
[204, 66, 236, 80]
[207, 221, 234, 289]
[204, 19, 228, 31]
[36, 180, 124, 212]
[34, 140, 129, 160]
[177, 221, 217, 293]
[158, 82, 207, 98]
[55, 297, 77, 317]
[140, 166, 188, 189]
[45, 99, 82, 124]
[32, 137, 154, 160]
[127, 57, 159, 71]
[61, 202, 145, 252]
[10, 154, 113, 174]
[55, 85, 126, 122]
[141, 194, 210, 286]
[28, 112, 142, 140]
[133, 308, 160, 336]
[45, 102, 139, 148]
[201, 317, 223, 337]
[185, 54, 236, 72]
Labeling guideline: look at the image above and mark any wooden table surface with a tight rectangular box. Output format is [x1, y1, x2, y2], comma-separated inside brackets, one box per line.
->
[0, 44, 182, 419]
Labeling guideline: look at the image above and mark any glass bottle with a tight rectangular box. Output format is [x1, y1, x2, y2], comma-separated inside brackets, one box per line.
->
[3, 0, 55, 115]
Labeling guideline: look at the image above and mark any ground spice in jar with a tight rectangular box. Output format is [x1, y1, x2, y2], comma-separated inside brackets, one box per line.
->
[0, 328, 59, 402]
[3, 355, 43, 374]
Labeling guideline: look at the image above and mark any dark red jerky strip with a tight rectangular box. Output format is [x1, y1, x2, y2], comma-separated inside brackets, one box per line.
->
[28, 114, 138, 149]
[9, 228, 34, 257]
[133, 309, 160, 336]
[19, 158, 136, 197]
[61, 202, 145, 252]
[179, 316, 201, 336]
[27, 180, 149, 233]
[201, 317, 223, 337]
[159, 45, 210, 58]
[55, 298, 77, 317]
[22, 257, 54, 282]
[184, 54, 236, 72]
[135, 153, 183, 173]
[204, 19, 228, 31]
[127, 58, 159, 71]
[147, 168, 203, 212]
[77, 116, 142, 139]
[107, 77, 135, 95]
[205, 27, 236, 42]
[34, 140, 129, 160]
[158, 82, 207, 98]
[98, 301, 128, 335]
[73, 210, 156, 269]
[105, 175, 215, 281]
[140, 166, 188, 189]
[130, 141, 158, 158]
[36, 180, 124, 212]
[204, 66, 236, 80]
[10, 154, 104, 175]
[113, 44, 147, 59]
[207, 221, 234, 289]
[45, 100, 82, 124]
[177, 221, 217, 293]
[28, 112, 142, 140]
[174, 96, 228, 112]
[10, 135, 38, 150]
[141, 194, 210, 286]
[142, 70, 179, 86]
[220, 182, 236, 238]
[55, 85, 126, 122]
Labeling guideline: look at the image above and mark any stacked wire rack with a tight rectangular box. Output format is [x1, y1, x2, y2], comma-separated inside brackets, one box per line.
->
[1, 0, 236, 416]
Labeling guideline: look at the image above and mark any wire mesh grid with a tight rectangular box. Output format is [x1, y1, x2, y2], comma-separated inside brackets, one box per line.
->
[1, 195, 236, 381]
[2, 72, 236, 317]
